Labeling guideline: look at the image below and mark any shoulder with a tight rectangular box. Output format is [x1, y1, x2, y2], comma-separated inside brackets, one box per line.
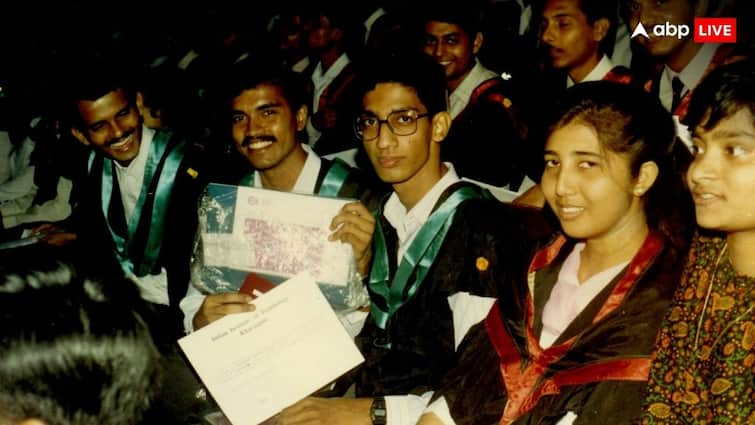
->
[604, 65, 634, 85]
[472, 77, 515, 109]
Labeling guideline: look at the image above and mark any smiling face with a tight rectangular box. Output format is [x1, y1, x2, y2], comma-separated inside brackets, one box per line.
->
[540, 0, 606, 82]
[687, 108, 755, 234]
[541, 121, 648, 242]
[361, 82, 448, 196]
[423, 21, 481, 90]
[230, 83, 307, 172]
[71, 89, 142, 166]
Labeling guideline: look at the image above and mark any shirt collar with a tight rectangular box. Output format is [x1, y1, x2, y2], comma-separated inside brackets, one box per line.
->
[383, 163, 461, 236]
[449, 60, 499, 119]
[253, 143, 322, 195]
[566, 55, 614, 88]
[114, 125, 154, 174]
[663, 43, 719, 94]
[312, 53, 351, 85]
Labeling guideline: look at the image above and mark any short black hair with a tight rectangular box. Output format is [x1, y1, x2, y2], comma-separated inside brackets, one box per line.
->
[417, 2, 483, 38]
[218, 58, 308, 116]
[0, 258, 160, 425]
[578, 0, 619, 55]
[686, 60, 755, 131]
[58, 56, 137, 129]
[538, 0, 618, 55]
[354, 49, 448, 116]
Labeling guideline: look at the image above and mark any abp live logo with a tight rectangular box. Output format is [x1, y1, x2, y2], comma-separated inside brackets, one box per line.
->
[631, 18, 736, 43]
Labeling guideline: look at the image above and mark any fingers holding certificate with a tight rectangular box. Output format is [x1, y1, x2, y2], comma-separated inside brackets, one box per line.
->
[193, 293, 255, 330]
[329, 202, 375, 276]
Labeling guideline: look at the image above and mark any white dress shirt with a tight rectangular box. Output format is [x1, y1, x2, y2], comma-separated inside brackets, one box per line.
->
[383, 163, 460, 262]
[112, 126, 170, 305]
[659, 43, 719, 112]
[448, 61, 499, 119]
[566, 55, 615, 88]
[382, 164, 497, 424]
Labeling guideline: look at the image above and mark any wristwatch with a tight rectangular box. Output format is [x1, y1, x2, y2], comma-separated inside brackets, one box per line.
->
[370, 396, 387, 425]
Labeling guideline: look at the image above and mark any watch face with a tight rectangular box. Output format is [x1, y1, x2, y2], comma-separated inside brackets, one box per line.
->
[371, 397, 387, 425]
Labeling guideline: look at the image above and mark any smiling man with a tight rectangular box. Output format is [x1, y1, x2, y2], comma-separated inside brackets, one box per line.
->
[61, 59, 207, 341]
[418, 5, 525, 188]
[180, 59, 384, 333]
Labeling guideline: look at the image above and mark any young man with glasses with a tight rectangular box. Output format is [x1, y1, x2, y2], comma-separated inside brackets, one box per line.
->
[275, 51, 542, 425]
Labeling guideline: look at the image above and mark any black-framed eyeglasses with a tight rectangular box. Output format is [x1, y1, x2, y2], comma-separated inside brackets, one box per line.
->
[354, 109, 431, 141]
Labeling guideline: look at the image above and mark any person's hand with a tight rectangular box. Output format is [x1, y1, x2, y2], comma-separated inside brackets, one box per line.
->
[277, 397, 372, 425]
[193, 293, 255, 330]
[417, 412, 447, 425]
[329, 202, 375, 276]
[30, 223, 77, 246]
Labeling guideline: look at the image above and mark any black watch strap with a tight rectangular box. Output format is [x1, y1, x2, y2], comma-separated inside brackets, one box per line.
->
[370, 396, 387, 425]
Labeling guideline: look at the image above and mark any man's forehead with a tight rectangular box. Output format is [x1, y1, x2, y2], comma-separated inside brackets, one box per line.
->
[425, 21, 467, 36]
[76, 89, 131, 119]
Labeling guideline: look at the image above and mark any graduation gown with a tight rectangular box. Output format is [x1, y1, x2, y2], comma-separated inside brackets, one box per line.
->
[442, 78, 525, 188]
[353, 182, 545, 397]
[73, 129, 207, 337]
[435, 231, 684, 424]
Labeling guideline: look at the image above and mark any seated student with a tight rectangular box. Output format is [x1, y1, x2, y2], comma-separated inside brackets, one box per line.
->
[641, 60, 754, 424]
[513, 0, 635, 208]
[419, 4, 525, 188]
[0, 258, 160, 425]
[540, 0, 632, 88]
[276, 51, 540, 425]
[180, 59, 383, 332]
[622, 0, 744, 121]
[418, 82, 694, 425]
[45, 56, 208, 341]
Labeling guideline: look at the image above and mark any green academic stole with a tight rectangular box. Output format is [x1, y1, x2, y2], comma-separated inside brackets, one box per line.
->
[369, 184, 489, 331]
[238, 158, 351, 197]
[90, 131, 185, 276]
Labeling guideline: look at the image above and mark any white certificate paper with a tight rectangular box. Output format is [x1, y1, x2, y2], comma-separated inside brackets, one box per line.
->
[201, 184, 355, 286]
[178, 272, 365, 425]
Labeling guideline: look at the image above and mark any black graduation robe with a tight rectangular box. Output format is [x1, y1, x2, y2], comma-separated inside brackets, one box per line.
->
[352, 182, 546, 397]
[434, 231, 684, 425]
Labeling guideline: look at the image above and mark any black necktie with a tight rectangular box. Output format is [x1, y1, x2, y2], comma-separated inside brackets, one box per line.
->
[671, 76, 685, 112]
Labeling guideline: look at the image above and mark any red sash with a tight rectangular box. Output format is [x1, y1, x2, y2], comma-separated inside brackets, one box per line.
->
[486, 232, 663, 424]
[602, 66, 633, 85]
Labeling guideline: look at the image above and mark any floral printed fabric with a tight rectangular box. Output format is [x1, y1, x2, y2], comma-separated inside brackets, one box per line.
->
[641, 234, 754, 424]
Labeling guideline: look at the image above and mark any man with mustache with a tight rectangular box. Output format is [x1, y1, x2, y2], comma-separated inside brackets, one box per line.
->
[180, 59, 384, 333]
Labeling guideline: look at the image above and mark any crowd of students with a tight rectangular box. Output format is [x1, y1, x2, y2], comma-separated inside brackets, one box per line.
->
[0, 1, 752, 424]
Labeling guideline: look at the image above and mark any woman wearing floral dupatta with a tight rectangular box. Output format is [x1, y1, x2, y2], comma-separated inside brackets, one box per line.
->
[641, 60, 755, 425]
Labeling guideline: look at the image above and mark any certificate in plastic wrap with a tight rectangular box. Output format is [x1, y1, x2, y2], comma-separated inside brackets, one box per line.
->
[198, 183, 355, 298]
